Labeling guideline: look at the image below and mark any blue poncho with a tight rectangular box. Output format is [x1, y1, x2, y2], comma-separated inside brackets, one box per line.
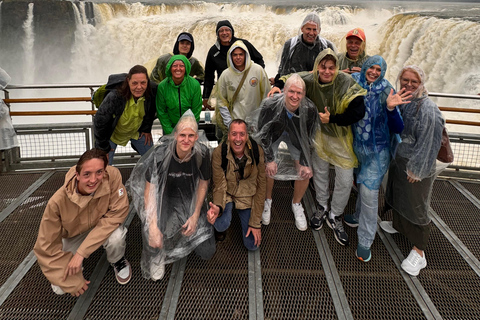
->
[352, 55, 403, 190]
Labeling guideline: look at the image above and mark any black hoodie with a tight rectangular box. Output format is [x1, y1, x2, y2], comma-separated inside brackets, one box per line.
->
[173, 32, 195, 59]
[202, 20, 265, 99]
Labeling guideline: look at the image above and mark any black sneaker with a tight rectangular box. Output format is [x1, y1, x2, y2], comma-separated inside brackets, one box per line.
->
[310, 205, 326, 230]
[326, 213, 349, 246]
[215, 230, 226, 242]
[112, 257, 131, 285]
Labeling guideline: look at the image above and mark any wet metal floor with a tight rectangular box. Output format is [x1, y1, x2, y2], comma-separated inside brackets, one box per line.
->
[0, 168, 479, 319]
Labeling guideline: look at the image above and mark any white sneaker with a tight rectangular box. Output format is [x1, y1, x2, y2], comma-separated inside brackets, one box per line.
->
[292, 202, 307, 231]
[150, 255, 165, 281]
[379, 221, 398, 234]
[401, 250, 427, 276]
[51, 284, 66, 295]
[262, 199, 272, 225]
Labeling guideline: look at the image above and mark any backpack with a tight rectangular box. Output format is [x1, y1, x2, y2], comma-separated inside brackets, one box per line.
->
[92, 73, 127, 108]
[221, 137, 260, 175]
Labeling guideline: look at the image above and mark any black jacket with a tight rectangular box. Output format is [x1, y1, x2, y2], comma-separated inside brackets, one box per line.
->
[94, 77, 157, 152]
[203, 20, 265, 99]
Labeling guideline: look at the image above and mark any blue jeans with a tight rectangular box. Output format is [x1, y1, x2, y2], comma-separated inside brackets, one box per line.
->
[213, 202, 258, 251]
[108, 134, 152, 165]
[353, 183, 379, 249]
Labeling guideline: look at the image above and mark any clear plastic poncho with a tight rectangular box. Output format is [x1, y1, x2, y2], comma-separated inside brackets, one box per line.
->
[246, 92, 319, 180]
[395, 66, 445, 180]
[126, 110, 213, 280]
[0, 68, 19, 151]
[351, 55, 398, 190]
[283, 49, 367, 169]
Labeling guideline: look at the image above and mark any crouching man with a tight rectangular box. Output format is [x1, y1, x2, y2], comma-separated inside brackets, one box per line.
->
[207, 119, 266, 250]
[34, 148, 131, 297]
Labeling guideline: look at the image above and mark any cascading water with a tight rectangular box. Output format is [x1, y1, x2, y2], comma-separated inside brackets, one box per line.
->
[0, 1, 479, 130]
[70, 2, 97, 82]
[22, 3, 35, 84]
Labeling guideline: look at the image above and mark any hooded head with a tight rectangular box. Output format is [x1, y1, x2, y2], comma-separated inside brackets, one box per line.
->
[344, 28, 366, 60]
[173, 32, 195, 59]
[166, 55, 192, 84]
[358, 55, 387, 87]
[300, 12, 321, 44]
[397, 65, 427, 99]
[174, 109, 199, 161]
[227, 40, 251, 73]
[216, 20, 235, 46]
[313, 48, 339, 85]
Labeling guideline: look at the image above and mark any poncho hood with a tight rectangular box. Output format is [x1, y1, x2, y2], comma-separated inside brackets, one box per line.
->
[313, 48, 339, 86]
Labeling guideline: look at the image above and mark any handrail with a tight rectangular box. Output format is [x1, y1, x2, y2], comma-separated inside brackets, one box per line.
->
[439, 107, 480, 113]
[4, 84, 103, 90]
[2, 87, 480, 125]
[446, 120, 480, 126]
[429, 92, 480, 100]
[10, 111, 96, 116]
[4, 97, 92, 103]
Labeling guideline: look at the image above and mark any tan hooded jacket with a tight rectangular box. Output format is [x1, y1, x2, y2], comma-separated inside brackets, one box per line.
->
[34, 165, 129, 294]
[211, 139, 266, 228]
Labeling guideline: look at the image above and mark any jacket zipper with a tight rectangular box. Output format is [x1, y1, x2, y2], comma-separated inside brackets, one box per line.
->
[177, 87, 182, 117]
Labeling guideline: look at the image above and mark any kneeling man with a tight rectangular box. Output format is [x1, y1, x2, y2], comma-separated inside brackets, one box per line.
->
[207, 119, 266, 250]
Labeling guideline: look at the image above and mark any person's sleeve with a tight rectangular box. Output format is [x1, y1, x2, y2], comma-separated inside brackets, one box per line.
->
[216, 77, 233, 129]
[249, 146, 266, 228]
[199, 147, 212, 181]
[203, 48, 216, 99]
[276, 41, 290, 76]
[139, 83, 158, 134]
[257, 103, 275, 163]
[34, 199, 86, 294]
[75, 169, 129, 259]
[299, 105, 319, 167]
[245, 41, 265, 68]
[327, 39, 337, 53]
[156, 84, 174, 135]
[211, 146, 226, 213]
[150, 58, 166, 84]
[329, 96, 365, 126]
[260, 69, 271, 99]
[191, 81, 203, 122]
[406, 106, 441, 179]
[190, 59, 205, 85]
[94, 92, 117, 152]
[387, 106, 404, 134]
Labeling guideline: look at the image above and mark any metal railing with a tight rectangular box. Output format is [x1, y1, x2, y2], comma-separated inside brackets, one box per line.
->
[1, 85, 480, 174]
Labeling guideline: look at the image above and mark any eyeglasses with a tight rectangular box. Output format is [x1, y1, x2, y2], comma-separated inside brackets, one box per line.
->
[400, 77, 420, 86]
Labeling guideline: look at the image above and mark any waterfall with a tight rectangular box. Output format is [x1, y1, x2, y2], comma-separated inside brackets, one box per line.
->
[3, 1, 480, 96]
[22, 3, 35, 84]
[70, 2, 97, 82]
[378, 14, 480, 95]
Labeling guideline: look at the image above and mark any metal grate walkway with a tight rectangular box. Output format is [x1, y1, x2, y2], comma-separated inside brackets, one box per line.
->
[0, 169, 479, 319]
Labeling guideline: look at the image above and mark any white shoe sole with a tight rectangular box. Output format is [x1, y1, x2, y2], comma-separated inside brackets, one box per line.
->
[262, 215, 271, 225]
[295, 220, 308, 231]
[379, 221, 398, 234]
[401, 260, 427, 276]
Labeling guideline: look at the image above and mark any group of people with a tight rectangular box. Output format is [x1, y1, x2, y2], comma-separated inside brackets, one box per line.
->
[33, 12, 447, 297]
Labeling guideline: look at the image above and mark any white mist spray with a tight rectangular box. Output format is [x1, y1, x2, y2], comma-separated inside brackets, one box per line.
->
[22, 3, 35, 84]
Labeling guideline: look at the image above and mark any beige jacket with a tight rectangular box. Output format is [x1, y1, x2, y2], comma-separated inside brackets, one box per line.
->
[34, 165, 129, 294]
[211, 140, 266, 228]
